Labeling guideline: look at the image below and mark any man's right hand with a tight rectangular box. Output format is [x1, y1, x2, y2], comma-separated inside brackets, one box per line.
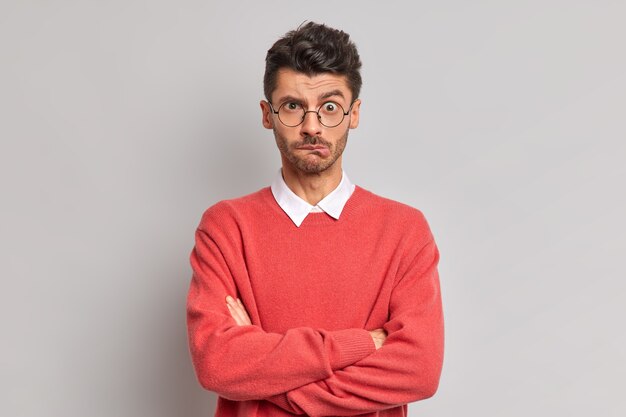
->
[226, 295, 252, 326]
[369, 328, 387, 350]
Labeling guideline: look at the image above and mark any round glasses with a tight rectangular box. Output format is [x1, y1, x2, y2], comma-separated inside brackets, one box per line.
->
[268, 100, 354, 128]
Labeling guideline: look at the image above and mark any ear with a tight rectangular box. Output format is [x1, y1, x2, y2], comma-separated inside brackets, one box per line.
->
[260, 100, 274, 129]
[348, 99, 361, 129]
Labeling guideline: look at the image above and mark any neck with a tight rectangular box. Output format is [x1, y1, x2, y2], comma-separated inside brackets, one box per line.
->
[280, 160, 343, 206]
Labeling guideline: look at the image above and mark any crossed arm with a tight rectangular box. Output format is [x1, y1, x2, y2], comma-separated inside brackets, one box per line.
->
[188, 206, 443, 416]
[226, 295, 388, 350]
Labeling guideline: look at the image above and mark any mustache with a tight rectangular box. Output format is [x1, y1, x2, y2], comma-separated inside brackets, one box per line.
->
[295, 136, 331, 147]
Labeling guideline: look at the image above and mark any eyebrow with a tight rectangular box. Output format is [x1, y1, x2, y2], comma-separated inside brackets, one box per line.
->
[274, 95, 302, 105]
[274, 90, 347, 106]
[319, 90, 345, 101]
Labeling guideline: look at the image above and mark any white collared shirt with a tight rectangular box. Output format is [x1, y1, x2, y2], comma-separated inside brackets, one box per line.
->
[270, 169, 356, 227]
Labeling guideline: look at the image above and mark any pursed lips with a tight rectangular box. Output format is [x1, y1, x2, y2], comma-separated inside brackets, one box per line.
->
[297, 145, 327, 150]
[296, 144, 331, 157]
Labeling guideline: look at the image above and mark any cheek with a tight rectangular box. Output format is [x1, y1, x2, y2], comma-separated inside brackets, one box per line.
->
[273, 128, 292, 149]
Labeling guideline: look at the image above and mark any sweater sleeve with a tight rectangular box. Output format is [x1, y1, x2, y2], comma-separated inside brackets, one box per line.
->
[264, 237, 444, 416]
[186, 212, 376, 401]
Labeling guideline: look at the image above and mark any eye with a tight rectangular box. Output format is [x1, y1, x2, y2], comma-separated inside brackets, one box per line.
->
[321, 102, 339, 113]
[283, 102, 302, 112]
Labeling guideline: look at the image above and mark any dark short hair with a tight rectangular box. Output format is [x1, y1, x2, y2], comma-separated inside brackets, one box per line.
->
[263, 22, 362, 102]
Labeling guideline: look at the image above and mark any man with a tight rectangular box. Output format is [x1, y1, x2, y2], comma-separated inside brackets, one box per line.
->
[187, 22, 444, 417]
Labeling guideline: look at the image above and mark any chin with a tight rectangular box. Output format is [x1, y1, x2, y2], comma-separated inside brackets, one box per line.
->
[294, 159, 335, 174]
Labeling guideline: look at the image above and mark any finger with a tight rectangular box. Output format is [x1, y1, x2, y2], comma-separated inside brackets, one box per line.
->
[226, 296, 247, 326]
[236, 298, 252, 325]
[232, 299, 251, 326]
[226, 302, 246, 326]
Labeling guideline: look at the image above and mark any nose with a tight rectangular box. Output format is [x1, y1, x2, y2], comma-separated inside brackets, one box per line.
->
[299, 110, 323, 137]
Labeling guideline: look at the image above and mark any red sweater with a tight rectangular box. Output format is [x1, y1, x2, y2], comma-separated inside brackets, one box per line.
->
[187, 186, 444, 417]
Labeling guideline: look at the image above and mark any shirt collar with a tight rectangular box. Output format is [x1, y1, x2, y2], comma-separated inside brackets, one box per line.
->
[271, 168, 356, 227]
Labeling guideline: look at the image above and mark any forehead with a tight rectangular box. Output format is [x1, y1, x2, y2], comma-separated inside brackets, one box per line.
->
[272, 68, 351, 103]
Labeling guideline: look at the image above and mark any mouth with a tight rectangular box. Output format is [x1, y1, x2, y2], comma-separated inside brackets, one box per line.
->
[296, 145, 331, 157]
[297, 145, 328, 150]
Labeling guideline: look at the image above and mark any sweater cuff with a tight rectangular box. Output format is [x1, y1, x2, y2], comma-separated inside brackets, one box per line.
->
[328, 328, 376, 370]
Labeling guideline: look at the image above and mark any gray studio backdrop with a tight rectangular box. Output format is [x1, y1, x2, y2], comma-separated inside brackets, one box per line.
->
[1, 1, 624, 416]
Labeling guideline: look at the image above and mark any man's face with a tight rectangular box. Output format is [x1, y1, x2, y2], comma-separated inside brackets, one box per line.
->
[261, 68, 361, 175]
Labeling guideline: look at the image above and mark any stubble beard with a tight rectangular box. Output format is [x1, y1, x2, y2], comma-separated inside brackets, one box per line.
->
[274, 128, 349, 174]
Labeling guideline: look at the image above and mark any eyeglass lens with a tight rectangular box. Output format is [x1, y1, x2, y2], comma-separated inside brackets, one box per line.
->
[277, 102, 347, 127]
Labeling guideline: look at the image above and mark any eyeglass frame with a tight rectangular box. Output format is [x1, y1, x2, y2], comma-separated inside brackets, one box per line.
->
[267, 99, 357, 128]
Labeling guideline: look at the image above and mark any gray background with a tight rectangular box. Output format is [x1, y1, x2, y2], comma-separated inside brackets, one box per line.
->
[1, 1, 624, 416]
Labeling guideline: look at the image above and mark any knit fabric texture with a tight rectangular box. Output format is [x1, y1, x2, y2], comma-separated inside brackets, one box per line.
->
[187, 186, 444, 417]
